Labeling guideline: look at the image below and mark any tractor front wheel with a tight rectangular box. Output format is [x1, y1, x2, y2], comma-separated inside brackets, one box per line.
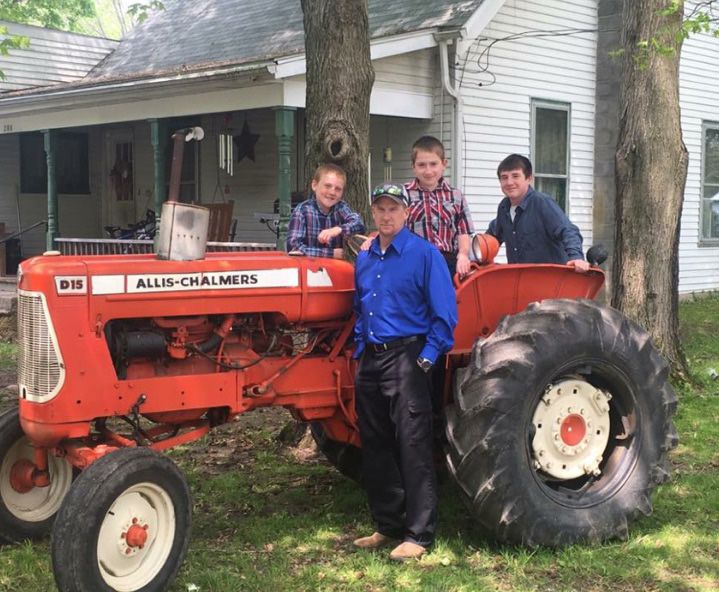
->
[51, 447, 191, 592]
[0, 407, 74, 543]
[445, 299, 678, 546]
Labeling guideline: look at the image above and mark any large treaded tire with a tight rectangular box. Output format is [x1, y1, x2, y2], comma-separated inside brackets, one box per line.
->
[0, 407, 74, 543]
[310, 423, 363, 484]
[51, 447, 192, 592]
[445, 299, 678, 547]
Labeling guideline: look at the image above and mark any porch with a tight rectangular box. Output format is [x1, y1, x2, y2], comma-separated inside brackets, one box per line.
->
[54, 238, 275, 256]
[0, 105, 438, 270]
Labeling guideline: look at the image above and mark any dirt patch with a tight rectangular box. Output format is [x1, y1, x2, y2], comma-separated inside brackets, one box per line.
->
[172, 407, 320, 475]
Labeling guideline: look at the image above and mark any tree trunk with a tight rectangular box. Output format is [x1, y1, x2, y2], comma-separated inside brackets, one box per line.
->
[613, 0, 689, 378]
[301, 0, 375, 225]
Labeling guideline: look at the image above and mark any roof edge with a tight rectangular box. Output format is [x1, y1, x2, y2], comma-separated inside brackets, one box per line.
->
[0, 62, 274, 112]
[462, 0, 506, 40]
[272, 28, 461, 79]
[0, 19, 118, 43]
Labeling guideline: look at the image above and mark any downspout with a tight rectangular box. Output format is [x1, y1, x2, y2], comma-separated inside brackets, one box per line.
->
[438, 38, 463, 189]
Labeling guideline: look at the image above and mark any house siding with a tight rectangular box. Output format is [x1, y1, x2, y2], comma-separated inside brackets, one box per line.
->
[0, 21, 117, 93]
[679, 20, 719, 293]
[370, 49, 450, 188]
[456, 0, 598, 257]
[373, 49, 435, 93]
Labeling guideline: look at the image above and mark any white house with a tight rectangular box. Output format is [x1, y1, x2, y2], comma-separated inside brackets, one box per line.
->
[0, 0, 718, 293]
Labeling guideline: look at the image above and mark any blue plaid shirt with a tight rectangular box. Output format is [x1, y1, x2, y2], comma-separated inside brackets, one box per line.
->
[286, 195, 365, 257]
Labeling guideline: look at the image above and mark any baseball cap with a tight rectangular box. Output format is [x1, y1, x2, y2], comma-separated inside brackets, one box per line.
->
[371, 183, 410, 207]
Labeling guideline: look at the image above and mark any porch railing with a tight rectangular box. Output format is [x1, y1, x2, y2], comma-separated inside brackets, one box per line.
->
[55, 238, 276, 256]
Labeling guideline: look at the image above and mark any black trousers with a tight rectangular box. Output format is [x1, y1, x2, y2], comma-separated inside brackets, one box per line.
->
[355, 338, 437, 548]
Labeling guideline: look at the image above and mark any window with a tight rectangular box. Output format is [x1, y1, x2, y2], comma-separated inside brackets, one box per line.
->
[20, 132, 90, 194]
[701, 123, 719, 242]
[531, 100, 570, 211]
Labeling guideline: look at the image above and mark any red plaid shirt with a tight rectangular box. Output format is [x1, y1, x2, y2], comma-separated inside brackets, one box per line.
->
[405, 178, 474, 253]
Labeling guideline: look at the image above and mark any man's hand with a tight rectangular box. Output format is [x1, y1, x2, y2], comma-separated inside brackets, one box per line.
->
[567, 259, 590, 273]
[318, 226, 343, 244]
[332, 248, 344, 259]
[360, 231, 379, 251]
[456, 253, 471, 277]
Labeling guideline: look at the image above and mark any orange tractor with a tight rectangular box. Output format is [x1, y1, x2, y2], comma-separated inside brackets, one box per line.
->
[0, 243, 676, 591]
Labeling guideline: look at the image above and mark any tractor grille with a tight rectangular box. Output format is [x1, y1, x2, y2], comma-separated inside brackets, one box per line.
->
[17, 291, 65, 403]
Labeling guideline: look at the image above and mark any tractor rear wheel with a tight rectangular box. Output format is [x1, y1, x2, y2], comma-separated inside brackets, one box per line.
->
[0, 407, 74, 543]
[51, 447, 191, 592]
[310, 423, 363, 484]
[445, 299, 678, 546]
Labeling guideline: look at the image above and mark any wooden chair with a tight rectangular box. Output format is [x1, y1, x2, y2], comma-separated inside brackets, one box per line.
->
[205, 201, 235, 242]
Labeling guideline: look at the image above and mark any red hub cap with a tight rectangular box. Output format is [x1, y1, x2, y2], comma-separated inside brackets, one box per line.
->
[560, 414, 587, 447]
[9, 459, 36, 494]
[125, 523, 149, 548]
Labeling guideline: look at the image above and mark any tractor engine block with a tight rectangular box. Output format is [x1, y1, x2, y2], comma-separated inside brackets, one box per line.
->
[107, 313, 311, 380]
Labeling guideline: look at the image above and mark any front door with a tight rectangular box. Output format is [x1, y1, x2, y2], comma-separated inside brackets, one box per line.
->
[104, 131, 136, 230]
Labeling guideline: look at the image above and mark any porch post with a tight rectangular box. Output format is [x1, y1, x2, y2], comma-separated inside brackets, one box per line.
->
[149, 118, 166, 226]
[43, 129, 58, 251]
[274, 107, 295, 249]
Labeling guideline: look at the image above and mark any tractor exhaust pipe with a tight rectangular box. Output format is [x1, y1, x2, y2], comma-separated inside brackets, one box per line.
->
[157, 127, 209, 261]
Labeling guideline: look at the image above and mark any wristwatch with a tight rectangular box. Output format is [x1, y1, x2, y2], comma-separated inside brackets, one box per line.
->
[417, 357, 433, 373]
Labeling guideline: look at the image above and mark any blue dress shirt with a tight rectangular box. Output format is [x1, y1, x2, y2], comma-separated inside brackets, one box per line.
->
[353, 227, 457, 363]
[487, 187, 584, 264]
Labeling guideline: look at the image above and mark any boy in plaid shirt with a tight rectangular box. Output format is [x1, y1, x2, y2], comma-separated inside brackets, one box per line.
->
[286, 164, 365, 258]
[404, 136, 474, 277]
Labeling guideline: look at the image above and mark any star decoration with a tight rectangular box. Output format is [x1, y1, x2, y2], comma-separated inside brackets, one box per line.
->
[234, 120, 260, 163]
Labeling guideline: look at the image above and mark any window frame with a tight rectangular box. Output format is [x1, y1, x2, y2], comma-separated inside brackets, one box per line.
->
[699, 121, 719, 246]
[530, 99, 571, 211]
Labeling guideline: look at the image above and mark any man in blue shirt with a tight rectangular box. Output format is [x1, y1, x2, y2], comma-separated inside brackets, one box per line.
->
[286, 164, 365, 258]
[352, 183, 457, 562]
[487, 154, 589, 272]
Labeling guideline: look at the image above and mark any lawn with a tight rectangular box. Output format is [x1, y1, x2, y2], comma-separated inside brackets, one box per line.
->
[0, 298, 717, 592]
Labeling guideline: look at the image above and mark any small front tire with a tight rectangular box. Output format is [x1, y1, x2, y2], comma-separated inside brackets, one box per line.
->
[0, 407, 74, 543]
[51, 447, 192, 592]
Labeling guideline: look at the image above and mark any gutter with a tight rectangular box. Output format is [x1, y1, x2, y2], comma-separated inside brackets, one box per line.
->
[0, 62, 274, 112]
[436, 31, 464, 189]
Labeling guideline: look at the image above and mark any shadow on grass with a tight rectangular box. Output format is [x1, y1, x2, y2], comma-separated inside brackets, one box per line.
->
[168, 421, 718, 592]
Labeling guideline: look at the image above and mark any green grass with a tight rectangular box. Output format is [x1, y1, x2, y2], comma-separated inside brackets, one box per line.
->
[1, 300, 718, 591]
[0, 341, 16, 368]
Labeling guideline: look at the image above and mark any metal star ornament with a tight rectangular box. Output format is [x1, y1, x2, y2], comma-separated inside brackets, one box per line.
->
[233, 120, 260, 162]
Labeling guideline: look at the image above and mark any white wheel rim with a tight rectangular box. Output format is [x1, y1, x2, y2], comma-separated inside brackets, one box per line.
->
[0, 436, 72, 522]
[531, 379, 611, 480]
[97, 482, 176, 592]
